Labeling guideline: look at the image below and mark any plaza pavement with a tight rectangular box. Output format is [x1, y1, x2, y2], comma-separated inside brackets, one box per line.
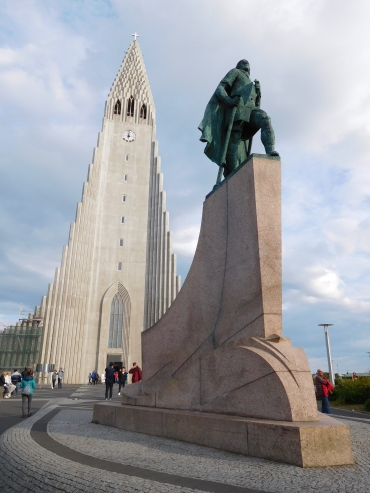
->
[0, 384, 369, 493]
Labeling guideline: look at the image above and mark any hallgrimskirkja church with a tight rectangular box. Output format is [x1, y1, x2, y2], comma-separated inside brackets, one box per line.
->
[0, 39, 181, 383]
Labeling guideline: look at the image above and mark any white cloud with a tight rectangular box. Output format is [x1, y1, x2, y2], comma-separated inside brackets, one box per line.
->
[1, 0, 370, 371]
[173, 226, 200, 257]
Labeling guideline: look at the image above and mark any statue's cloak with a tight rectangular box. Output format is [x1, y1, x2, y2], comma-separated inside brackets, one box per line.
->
[198, 93, 228, 166]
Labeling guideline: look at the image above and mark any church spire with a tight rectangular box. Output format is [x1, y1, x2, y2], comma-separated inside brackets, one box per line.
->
[107, 40, 155, 125]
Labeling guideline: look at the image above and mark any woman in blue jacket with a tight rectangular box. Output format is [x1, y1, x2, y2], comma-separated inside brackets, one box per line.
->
[19, 369, 37, 418]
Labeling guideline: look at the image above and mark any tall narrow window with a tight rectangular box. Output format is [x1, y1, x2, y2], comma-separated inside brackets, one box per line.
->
[119, 239, 124, 246]
[124, 175, 128, 181]
[108, 293, 123, 348]
[140, 104, 147, 119]
[125, 155, 129, 161]
[114, 100, 121, 115]
[127, 96, 134, 117]
[121, 217, 125, 224]
[118, 262, 122, 270]
[122, 195, 126, 202]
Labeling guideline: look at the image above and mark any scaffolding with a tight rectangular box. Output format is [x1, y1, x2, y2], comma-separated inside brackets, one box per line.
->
[0, 319, 43, 372]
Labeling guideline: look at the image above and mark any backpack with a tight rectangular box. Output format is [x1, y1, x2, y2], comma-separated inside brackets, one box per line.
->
[326, 380, 334, 393]
[323, 378, 334, 395]
[22, 383, 31, 396]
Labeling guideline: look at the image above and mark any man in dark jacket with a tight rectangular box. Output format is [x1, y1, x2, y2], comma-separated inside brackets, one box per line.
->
[21, 367, 29, 378]
[11, 369, 22, 394]
[105, 363, 115, 400]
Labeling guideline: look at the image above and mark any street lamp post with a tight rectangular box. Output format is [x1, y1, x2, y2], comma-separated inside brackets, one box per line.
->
[318, 324, 335, 386]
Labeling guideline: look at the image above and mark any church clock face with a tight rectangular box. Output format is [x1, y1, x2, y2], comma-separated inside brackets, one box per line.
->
[123, 130, 136, 142]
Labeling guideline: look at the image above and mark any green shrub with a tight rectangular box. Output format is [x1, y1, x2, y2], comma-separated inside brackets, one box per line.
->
[364, 398, 370, 412]
[330, 377, 370, 404]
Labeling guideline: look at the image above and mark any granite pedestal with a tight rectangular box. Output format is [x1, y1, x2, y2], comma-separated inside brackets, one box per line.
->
[94, 154, 353, 467]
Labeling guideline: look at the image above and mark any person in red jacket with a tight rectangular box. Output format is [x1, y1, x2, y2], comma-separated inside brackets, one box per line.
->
[314, 369, 333, 414]
[129, 362, 142, 383]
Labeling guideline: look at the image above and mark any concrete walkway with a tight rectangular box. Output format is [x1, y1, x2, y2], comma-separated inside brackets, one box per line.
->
[1, 385, 370, 492]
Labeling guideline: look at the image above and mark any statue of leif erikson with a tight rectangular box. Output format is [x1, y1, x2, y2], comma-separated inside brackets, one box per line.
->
[198, 60, 279, 181]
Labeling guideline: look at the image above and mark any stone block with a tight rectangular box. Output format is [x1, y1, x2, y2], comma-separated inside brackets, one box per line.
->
[163, 411, 248, 455]
[92, 402, 116, 427]
[298, 414, 354, 467]
[93, 403, 353, 467]
[114, 405, 163, 436]
[247, 414, 354, 467]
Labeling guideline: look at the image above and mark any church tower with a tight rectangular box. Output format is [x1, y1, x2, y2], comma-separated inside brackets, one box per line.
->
[37, 39, 181, 383]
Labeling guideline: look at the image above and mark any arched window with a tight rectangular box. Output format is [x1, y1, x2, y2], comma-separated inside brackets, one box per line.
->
[114, 100, 121, 115]
[140, 104, 147, 119]
[108, 293, 123, 348]
[127, 96, 134, 117]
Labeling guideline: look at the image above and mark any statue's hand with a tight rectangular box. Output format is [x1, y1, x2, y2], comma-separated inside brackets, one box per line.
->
[229, 95, 241, 107]
[254, 79, 260, 88]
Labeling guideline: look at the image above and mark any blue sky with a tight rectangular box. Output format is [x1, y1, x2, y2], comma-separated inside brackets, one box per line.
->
[1, 0, 370, 374]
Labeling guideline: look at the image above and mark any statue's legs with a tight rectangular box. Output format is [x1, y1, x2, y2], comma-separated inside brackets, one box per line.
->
[225, 111, 279, 177]
[250, 109, 279, 156]
[225, 122, 243, 177]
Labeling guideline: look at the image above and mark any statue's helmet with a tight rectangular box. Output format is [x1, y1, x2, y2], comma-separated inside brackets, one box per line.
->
[236, 60, 250, 70]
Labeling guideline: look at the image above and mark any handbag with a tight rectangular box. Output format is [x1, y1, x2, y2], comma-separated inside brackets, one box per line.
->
[21, 383, 31, 396]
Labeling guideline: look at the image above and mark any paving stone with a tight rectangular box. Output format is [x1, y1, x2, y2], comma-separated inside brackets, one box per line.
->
[1, 403, 370, 493]
[0, 405, 203, 493]
[48, 409, 370, 493]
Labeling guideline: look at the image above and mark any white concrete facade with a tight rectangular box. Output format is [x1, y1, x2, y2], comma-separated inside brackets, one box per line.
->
[36, 41, 180, 383]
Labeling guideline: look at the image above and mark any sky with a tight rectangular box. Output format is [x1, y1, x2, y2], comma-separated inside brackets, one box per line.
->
[1, 0, 370, 374]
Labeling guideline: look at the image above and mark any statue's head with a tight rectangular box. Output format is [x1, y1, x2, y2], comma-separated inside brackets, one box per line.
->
[236, 59, 250, 75]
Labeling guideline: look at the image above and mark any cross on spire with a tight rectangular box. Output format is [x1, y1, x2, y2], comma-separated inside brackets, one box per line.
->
[132, 32, 139, 41]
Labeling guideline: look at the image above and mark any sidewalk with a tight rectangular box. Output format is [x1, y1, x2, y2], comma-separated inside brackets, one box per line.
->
[0, 385, 370, 492]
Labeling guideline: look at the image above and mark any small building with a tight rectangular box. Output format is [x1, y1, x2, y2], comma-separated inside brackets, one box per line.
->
[0, 310, 43, 372]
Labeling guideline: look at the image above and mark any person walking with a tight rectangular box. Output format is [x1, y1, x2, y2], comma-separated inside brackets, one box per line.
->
[314, 369, 332, 414]
[118, 367, 128, 395]
[20, 369, 37, 417]
[11, 369, 22, 395]
[21, 367, 29, 378]
[94, 372, 99, 385]
[91, 370, 96, 385]
[57, 368, 64, 388]
[105, 363, 115, 400]
[88, 372, 92, 385]
[129, 362, 142, 383]
[50, 370, 58, 389]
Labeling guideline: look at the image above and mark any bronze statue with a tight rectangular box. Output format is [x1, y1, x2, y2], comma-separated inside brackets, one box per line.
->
[199, 60, 279, 181]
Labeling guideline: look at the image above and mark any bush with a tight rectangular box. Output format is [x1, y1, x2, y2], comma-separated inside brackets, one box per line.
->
[330, 377, 370, 404]
[364, 398, 370, 412]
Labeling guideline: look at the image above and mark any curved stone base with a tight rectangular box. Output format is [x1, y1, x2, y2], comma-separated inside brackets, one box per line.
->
[93, 403, 354, 468]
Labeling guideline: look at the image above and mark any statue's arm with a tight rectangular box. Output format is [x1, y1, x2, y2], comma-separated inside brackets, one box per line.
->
[215, 70, 241, 107]
[215, 82, 240, 107]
